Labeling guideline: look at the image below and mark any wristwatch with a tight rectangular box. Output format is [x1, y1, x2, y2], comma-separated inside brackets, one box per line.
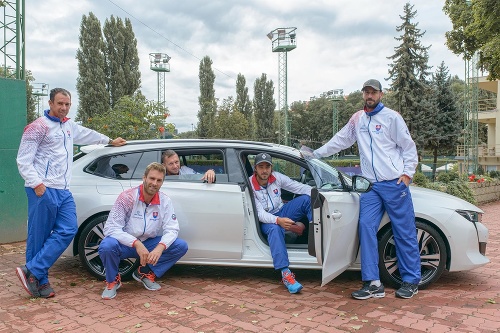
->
[108, 138, 113, 145]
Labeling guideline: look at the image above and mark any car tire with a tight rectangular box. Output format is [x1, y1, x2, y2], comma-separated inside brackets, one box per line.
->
[378, 221, 447, 290]
[78, 214, 139, 281]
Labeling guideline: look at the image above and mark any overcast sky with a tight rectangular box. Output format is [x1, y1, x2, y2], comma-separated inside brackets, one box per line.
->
[24, 0, 463, 132]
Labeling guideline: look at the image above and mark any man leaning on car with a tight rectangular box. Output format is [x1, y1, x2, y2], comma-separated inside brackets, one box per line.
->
[98, 162, 188, 299]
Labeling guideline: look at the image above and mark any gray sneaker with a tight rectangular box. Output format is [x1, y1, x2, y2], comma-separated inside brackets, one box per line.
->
[39, 283, 55, 298]
[101, 275, 121, 300]
[16, 265, 40, 298]
[351, 282, 385, 300]
[133, 267, 161, 291]
[395, 281, 418, 299]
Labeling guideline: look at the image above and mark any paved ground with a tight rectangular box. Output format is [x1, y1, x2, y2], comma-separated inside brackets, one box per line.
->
[1, 202, 499, 333]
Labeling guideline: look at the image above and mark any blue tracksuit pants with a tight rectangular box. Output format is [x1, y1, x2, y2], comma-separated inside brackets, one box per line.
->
[261, 194, 312, 270]
[98, 236, 188, 283]
[25, 187, 78, 285]
[359, 179, 421, 284]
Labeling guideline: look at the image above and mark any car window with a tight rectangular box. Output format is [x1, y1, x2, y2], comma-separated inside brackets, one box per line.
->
[246, 153, 304, 181]
[132, 151, 161, 179]
[87, 153, 141, 180]
[163, 150, 228, 183]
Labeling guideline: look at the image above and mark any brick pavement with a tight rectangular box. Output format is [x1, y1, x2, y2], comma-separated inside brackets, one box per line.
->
[1, 202, 499, 333]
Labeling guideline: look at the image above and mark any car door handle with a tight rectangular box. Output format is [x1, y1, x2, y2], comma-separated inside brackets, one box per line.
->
[330, 210, 342, 220]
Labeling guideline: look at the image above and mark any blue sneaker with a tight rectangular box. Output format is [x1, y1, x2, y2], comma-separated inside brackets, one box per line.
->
[281, 269, 303, 294]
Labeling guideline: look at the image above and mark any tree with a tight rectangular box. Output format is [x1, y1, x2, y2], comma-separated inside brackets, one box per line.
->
[212, 97, 249, 140]
[444, 0, 500, 80]
[197, 56, 217, 138]
[253, 73, 276, 142]
[87, 92, 169, 140]
[235, 73, 253, 138]
[426, 62, 462, 180]
[387, 2, 432, 149]
[76, 12, 109, 124]
[103, 16, 141, 108]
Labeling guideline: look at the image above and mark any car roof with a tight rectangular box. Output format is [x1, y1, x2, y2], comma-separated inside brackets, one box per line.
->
[77, 139, 300, 156]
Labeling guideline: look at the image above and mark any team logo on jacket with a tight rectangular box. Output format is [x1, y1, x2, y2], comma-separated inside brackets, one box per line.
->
[273, 188, 279, 197]
[67, 130, 71, 138]
[375, 124, 381, 131]
[153, 211, 159, 219]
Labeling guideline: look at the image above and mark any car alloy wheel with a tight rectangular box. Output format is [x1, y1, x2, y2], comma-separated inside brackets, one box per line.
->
[378, 220, 447, 289]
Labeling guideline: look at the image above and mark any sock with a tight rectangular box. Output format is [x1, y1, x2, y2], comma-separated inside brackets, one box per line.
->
[370, 280, 381, 287]
[281, 268, 291, 276]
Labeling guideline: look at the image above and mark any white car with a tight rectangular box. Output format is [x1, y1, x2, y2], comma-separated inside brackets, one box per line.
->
[64, 139, 489, 289]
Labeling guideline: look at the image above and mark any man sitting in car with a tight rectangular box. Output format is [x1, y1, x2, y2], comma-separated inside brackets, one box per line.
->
[161, 149, 216, 183]
[249, 153, 312, 294]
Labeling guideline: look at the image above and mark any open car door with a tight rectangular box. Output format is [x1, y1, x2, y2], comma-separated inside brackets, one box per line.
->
[301, 146, 369, 286]
[311, 188, 360, 286]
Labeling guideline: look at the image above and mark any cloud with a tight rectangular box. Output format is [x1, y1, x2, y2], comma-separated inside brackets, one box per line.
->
[23, 0, 464, 132]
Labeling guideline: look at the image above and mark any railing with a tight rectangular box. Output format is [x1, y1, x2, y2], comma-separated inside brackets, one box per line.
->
[456, 145, 500, 157]
[478, 98, 497, 112]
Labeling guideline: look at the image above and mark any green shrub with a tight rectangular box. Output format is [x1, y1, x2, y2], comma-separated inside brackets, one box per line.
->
[445, 180, 476, 205]
[412, 172, 428, 186]
[436, 172, 451, 183]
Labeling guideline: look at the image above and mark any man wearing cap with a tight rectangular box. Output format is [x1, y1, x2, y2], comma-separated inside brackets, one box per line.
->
[249, 152, 312, 293]
[313, 79, 420, 300]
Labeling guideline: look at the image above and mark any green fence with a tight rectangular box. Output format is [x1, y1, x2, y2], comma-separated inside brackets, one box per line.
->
[0, 78, 27, 243]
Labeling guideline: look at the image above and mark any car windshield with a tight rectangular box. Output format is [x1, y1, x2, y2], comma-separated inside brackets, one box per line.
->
[300, 145, 349, 190]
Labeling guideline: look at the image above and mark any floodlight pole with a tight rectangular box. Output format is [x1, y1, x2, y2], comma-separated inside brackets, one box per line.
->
[149, 53, 171, 112]
[32, 83, 49, 117]
[267, 27, 296, 146]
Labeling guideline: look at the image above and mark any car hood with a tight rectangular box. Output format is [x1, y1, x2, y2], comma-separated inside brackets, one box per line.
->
[410, 185, 483, 213]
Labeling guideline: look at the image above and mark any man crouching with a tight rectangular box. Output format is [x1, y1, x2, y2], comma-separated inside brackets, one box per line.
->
[98, 162, 188, 299]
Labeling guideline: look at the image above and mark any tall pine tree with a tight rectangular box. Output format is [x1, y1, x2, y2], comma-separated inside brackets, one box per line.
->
[428, 62, 462, 179]
[235, 73, 253, 139]
[197, 56, 217, 139]
[76, 12, 109, 124]
[253, 73, 276, 142]
[387, 2, 432, 148]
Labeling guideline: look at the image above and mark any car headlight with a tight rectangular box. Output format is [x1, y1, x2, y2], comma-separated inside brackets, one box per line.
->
[456, 209, 482, 223]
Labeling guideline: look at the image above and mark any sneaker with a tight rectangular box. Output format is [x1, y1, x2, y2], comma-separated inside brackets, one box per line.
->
[281, 269, 303, 294]
[15, 265, 40, 298]
[133, 266, 161, 291]
[39, 283, 55, 298]
[395, 281, 418, 299]
[351, 282, 385, 300]
[101, 275, 121, 300]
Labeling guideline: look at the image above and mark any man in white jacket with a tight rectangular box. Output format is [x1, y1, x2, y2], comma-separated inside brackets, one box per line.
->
[249, 153, 312, 294]
[314, 79, 420, 299]
[16, 88, 126, 298]
[98, 162, 188, 299]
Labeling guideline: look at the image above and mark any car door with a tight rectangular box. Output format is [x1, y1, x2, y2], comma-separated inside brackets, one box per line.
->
[304, 155, 361, 286]
[129, 149, 246, 262]
[311, 188, 360, 286]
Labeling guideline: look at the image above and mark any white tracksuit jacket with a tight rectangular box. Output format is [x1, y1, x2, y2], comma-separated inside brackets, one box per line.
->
[16, 110, 110, 189]
[103, 185, 179, 249]
[314, 105, 417, 182]
[250, 172, 312, 224]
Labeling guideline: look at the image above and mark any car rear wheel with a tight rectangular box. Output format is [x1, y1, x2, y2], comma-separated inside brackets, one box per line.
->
[378, 221, 447, 290]
[78, 214, 139, 281]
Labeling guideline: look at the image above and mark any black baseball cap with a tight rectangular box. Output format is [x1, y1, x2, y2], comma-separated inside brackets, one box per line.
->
[362, 79, 382, 91]
[254, 153, 273, 168]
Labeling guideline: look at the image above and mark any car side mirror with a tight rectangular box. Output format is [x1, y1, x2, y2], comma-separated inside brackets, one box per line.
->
[352, 175, 372, 193]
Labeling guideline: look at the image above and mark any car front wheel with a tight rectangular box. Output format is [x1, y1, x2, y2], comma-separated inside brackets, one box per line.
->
[378, 221, 447, 290]
[78, 214, 139, 281]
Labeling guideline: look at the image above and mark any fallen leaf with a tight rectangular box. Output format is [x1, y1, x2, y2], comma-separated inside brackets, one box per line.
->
[185, 306, 192, 310]
[167, 311, 178, 315]
[144, 303, 151, 308]
[135, 323, 142, 328]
